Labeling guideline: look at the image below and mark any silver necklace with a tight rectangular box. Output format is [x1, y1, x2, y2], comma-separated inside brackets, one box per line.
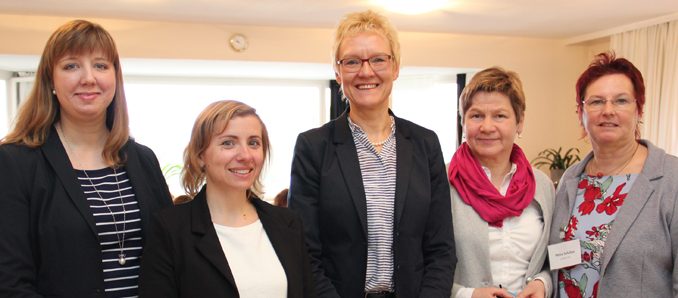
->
[57, 124, 128, 265]
[83, 168, 127, 265]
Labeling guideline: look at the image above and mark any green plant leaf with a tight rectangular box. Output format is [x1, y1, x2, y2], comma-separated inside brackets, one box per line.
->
[531, 146, 581, 170]
[161, 163, 183, 179]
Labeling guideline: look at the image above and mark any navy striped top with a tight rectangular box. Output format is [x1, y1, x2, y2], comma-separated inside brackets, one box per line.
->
[77, 167, 142, 298]
[348, 116, 397, 292]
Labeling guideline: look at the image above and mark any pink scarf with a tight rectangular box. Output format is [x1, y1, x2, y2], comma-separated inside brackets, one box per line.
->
[448, 143, 536, 227]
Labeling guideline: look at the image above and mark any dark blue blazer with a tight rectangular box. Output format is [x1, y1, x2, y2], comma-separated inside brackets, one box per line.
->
[0, 127, 173, 297]
[289, 111, 456, 298]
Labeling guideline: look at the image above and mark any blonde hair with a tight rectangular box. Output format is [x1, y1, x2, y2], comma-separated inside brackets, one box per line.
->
[1, 19, 129, 166]
[459, 67, 527, 124]
[332, 10, 401, 72]
[180, 100, 270, 200]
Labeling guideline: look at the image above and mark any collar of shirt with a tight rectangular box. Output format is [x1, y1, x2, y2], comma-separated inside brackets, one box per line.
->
[481, 163, 517, 196]
[347, 115, 395, 137]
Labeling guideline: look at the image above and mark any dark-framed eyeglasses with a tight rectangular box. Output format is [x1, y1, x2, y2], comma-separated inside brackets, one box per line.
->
[336, 54, 393, 73]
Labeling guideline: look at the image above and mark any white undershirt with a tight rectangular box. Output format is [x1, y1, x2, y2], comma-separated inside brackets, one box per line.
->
[214, 220, 288, 298]
[457, 164, 543, 298]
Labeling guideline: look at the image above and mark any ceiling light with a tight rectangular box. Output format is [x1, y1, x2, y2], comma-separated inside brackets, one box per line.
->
[374, 0, 449, 15]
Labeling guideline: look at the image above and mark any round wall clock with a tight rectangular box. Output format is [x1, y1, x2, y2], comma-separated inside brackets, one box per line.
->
[229, 33, 249, 52]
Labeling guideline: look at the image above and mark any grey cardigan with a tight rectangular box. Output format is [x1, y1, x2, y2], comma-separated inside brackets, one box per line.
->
[549, 140, 678, 297]
[451, 167, 555, 297]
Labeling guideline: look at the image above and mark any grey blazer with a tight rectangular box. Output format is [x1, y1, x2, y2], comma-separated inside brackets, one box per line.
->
[451, 167, 555, 297]
[549, 140, 678, 297]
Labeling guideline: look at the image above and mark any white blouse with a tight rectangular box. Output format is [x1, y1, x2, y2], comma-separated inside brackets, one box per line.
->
[457, 164, 544, 298]
[214, 219, 288, 298]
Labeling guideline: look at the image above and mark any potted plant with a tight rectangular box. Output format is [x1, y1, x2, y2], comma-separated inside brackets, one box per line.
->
[531, 147, 581, 184]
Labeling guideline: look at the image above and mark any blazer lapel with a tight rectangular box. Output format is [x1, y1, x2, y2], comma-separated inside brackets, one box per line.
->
[554, 156, 589, 240]
[254, 200, 298, 296]
[393, 116, 413, 226]
[191, 188, 239, 291]
[333, 113, 368, 236]
[599, 141, 661, 277]
[41, 126, 98, 236]
[122, 141, 154, 236]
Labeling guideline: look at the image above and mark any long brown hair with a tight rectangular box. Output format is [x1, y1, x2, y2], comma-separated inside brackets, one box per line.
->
[1, 19, 130, 166]
[180, 100, 270, 201]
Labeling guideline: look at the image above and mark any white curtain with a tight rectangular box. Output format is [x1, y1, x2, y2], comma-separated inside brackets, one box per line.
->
[611, 20, 678, 156]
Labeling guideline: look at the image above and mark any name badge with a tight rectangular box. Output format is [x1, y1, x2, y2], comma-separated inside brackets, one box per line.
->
[548, 240, 582, 270]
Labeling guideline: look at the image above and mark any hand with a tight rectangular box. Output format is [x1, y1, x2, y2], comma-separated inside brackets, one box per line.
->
[516, 279, 545, 298]
[471, 287, 514, 298]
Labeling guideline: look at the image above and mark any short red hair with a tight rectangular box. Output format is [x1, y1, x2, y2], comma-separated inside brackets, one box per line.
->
[575, 52, 645, 116]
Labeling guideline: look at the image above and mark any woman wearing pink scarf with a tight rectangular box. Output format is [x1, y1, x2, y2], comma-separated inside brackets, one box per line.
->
[449, 67, 555, 298]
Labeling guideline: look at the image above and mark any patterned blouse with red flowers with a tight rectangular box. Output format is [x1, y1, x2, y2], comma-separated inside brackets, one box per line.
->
[558, 173, 638, 298]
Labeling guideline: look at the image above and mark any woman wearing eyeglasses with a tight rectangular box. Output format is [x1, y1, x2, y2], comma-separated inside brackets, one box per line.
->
[549, 52, 678, 297]
[288, 10, 455, 298]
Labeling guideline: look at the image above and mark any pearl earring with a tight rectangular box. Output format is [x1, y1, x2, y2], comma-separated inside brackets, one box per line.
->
[52, 89, 56, 95]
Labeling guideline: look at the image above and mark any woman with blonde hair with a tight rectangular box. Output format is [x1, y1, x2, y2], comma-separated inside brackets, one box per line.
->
[140, 100, 314, 297]
[0, 20, 172, 297]
[289, 10, 454, 298]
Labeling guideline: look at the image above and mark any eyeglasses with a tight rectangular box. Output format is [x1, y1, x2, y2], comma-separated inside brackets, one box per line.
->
[336, 54, 392, 73]
[583, 97, 636, 112]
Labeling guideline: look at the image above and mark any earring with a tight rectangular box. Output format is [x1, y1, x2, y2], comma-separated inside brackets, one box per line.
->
[52, 89, 56, 95]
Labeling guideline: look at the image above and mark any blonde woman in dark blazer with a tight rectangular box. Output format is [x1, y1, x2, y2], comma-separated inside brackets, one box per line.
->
[289, 10, 454, 298]
[139, 100, 314, 297]
[448, 67, 555, 298]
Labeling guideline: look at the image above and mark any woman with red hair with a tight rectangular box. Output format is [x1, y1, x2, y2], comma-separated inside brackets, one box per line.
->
[549, 52, 678, 297]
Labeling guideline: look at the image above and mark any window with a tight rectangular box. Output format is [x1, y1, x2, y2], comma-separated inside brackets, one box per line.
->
[125, 78, 326, 199]
[0, 57, 461, 200]
[391, 75, 458, 163]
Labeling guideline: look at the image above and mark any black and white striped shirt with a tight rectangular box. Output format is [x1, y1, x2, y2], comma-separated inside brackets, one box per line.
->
[77, 167, 142, 298]
[348, 116, 397, 292]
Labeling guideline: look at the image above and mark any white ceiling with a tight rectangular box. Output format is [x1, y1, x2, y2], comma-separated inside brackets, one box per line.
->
[1, 0, 677, 79]
[1, 0, 678, 38]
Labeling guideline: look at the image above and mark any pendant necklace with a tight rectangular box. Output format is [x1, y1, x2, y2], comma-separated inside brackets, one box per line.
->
[57, 124, 128, 265]
[84, 168, 127, 265]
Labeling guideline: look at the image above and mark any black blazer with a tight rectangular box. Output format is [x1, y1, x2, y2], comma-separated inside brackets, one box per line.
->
[0, 127, 173, 297]
[289, 111, 456, 298]
[138, 186, 315, 298]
